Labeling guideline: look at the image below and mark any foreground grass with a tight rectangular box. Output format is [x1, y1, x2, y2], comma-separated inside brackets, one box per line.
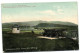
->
[3, 31, 79, 52]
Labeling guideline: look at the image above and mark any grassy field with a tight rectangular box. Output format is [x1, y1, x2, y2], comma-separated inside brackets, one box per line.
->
[3, 26, 78, 34]
[2, 30, 79, 52]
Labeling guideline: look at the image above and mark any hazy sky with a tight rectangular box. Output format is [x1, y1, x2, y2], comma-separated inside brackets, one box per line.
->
[1, 2, 78, 24]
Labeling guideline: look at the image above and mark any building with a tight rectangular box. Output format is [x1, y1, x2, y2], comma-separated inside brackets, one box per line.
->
[12, 24, 20, 33]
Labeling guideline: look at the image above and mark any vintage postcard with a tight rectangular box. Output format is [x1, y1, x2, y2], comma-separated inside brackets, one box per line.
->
[1, 2, 79, 52]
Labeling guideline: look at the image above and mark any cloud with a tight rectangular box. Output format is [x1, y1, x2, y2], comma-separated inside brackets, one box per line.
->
[57, 9, 63, 12]
[57, 9, 64, 15]
[53, 6, 64, 15]
[53, 6, 61, 9]
[58, 12, 64, 14]
[39, 10, 56, 15]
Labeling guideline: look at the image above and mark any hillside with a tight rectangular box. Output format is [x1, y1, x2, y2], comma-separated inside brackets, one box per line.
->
[2, 21, 78, 28]
[35, 23, 70, 27]
[49, 21, 77, 26]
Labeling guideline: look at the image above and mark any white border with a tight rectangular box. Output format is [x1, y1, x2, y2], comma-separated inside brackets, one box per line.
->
[0, 0, 78, 3]
[0, 0, 80, 53]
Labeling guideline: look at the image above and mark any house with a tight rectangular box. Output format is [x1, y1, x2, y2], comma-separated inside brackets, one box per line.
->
[12, 24, 35, 33]
[12, 24, 20, 33]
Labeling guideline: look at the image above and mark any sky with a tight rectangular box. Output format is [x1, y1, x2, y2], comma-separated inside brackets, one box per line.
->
[1, 2, 78, 24]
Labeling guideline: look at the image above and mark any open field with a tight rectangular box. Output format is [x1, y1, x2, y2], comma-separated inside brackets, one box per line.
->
[2, 29, 79, 52]
[2, 26, 78, 34]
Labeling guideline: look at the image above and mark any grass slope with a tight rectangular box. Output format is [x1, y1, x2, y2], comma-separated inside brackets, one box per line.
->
[3, 31, 79, 52]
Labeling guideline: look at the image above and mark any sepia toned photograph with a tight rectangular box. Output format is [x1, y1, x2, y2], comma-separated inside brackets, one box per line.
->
[1, 2, 79, 52]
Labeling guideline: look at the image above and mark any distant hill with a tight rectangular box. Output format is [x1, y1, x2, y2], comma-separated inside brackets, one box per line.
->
[35, 23, 74, 27]
[49, 21, 77, 26]
[2, 21, 78, 28]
